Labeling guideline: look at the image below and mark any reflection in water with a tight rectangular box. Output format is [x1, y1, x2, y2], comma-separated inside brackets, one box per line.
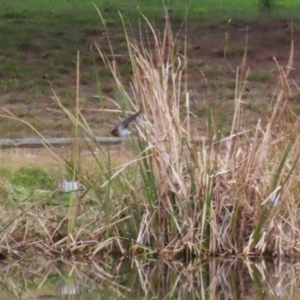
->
[0, 257, 299, 299]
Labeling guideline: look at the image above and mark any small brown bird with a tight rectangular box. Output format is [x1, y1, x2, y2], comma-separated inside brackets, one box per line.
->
[111, 111, 141, 137]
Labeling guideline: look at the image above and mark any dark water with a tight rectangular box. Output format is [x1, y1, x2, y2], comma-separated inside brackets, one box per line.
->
[1, 257, 299, 299]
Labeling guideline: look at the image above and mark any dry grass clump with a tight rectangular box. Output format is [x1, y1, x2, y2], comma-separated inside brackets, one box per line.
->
[95, 16, 300, 257]
[0, 16, 300, 259]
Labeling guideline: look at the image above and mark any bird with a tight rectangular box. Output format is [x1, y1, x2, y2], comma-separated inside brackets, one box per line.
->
[110, 111, 141, 137]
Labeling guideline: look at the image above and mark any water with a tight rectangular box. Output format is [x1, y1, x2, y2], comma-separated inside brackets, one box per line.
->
[1, 257, 300, 299]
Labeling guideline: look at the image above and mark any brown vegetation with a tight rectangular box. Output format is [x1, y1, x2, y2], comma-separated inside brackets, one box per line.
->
[0, 16, 300, 260]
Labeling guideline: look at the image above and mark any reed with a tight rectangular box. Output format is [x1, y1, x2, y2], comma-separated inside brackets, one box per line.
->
[0, 15, 299, 259]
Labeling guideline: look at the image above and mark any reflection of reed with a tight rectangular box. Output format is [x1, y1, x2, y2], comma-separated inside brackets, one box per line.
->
[246, 258, 300, 299]
[133, 258, 250, 299]
[132, 258, 300, 299]
[0, 258, 300, 299]
[209, 259, 253, 299]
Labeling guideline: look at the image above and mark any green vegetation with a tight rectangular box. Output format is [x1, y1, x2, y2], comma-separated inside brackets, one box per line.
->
[247, 69, 272, 82]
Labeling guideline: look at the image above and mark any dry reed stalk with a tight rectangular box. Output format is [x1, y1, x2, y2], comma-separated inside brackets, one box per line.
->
[92, 14, 300, 257]
[0, 14, 299, 259]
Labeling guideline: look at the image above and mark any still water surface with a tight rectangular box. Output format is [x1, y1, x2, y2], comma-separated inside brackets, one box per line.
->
[1, 257, 299, 299]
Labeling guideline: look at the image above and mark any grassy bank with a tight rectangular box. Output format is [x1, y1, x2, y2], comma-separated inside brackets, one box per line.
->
[0, 15, 300, 259]
[0, 0, 299, 137]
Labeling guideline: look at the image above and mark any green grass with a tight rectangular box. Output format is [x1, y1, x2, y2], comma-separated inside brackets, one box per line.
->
[248, 69, 272, 82]
[11, 167, 54, 190]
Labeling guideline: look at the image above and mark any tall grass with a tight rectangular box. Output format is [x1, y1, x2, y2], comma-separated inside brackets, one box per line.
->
[94, 15, 300, 257]
[0, 15, 299, 259]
